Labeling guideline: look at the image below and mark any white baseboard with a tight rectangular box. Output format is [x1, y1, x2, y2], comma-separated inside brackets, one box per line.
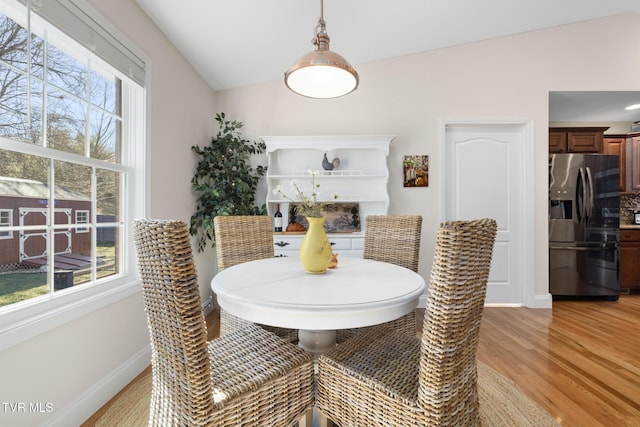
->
[45, 345, 151, 427]
[484, 303, 523, 307]
[531, 293, 553, 309]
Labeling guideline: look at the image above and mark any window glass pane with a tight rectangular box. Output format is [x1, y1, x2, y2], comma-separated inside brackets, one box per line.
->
[0, 209, 12, 239]
[96, 168, 120, 280]
[47, 88, 86, 153]
[90, 107, 118, 162]
[46, 43, 87, 99]
[52, 160, 94, 289]
[0, 64, 29, 142]
[96, 223, 120, 280]
[0, 152, 50, 299]
[54, 159, 91, 258]
[90, 71, 116, 113]
[0, 151, 49, 183]
[0, 210, 10, 224]
[0, 13, 47, 146]
[0, 13, 28, 73]
[54, 160, 91, 207]
[75, 209, 89, 233]
[96, 168, 119, 219]
[30, 79, 44, 145]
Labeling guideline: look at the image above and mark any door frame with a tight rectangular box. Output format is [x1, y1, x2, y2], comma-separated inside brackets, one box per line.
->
[438, 118, 542, 308]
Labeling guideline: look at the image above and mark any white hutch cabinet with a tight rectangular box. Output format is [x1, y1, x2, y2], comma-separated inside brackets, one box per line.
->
[261, 135, 394, 258]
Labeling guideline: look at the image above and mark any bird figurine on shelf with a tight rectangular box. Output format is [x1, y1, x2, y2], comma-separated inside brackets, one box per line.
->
[322, 153, 340, 171]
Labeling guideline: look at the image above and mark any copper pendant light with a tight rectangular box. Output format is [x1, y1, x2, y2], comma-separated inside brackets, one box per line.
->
[284, 0, 359, 98]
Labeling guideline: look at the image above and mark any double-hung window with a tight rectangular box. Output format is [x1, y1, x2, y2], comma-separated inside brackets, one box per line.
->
[0, 0, 146, 334]
[75, 210, 89, 233]
[0, 209, 12, 239]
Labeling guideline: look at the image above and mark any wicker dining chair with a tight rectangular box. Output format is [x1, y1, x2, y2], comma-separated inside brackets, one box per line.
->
[214, 215, 298, 343]
[336, 215, 423, 343]
[317, 218, 497, 426]
[133, 219, 314, 426]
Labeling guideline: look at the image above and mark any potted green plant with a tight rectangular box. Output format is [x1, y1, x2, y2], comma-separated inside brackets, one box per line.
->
[190, 112, 267, 252]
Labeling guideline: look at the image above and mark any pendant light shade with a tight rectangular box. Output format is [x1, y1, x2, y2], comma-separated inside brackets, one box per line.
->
[284, 0, 358, 98]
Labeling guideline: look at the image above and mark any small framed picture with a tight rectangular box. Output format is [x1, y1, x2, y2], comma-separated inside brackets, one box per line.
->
[403, 155, 428, 187]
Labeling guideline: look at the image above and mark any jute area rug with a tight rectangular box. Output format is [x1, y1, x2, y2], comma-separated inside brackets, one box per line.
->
[94, 360, 558, 426]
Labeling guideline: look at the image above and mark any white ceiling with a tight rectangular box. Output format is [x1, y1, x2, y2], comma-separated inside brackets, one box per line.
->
[135, 0, 640, 121]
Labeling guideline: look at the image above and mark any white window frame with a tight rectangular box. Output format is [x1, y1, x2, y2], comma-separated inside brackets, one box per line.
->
[0, 209, 12, 239]
[0, 0, 148, 352]
[75, 209, 90, 233]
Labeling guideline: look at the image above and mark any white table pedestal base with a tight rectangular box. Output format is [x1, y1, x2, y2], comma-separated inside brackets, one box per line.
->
[296, 329, 336, 427]
[298, 329, 337, 355]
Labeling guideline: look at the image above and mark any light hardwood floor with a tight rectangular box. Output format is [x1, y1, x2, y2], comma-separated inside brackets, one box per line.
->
[84, 295, 640, 426]
[476, 294, 640, 426]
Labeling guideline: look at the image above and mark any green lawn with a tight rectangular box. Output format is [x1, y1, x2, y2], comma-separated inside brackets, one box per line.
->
[0, 245, 117, 308]
[0, 272, 48, 306]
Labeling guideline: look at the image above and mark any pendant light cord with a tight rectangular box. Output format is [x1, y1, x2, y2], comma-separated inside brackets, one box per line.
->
[313, 0, 327, 48]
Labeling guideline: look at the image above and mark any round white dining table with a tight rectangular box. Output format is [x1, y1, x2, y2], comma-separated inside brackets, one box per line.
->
[211, 256, 426, 354]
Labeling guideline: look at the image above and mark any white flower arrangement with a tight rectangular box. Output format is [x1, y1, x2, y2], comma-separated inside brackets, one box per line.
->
[273, 170, 338, 218]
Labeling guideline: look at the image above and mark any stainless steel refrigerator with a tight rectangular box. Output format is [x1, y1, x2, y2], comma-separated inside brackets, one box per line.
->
[549, 153, 620, 300]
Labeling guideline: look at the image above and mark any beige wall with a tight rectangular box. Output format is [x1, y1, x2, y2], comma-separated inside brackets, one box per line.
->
[216, 11, 640, 303]
[0, 0, 217, 425]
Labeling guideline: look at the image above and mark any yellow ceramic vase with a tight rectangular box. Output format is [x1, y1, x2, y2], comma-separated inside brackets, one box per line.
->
[299, 216, 332, 274]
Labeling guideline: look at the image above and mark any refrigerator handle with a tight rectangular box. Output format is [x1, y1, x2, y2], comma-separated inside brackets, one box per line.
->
[576, 167, 587, 225]
[585, 166, 594, 227]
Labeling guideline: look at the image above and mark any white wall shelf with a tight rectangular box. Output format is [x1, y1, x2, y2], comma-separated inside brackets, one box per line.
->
[262, 135, 394, 258]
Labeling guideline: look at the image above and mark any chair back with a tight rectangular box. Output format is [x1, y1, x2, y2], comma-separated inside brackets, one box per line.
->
[214, 215, 274, 271]
[133, 219, 213, 423]
[418, 218, 497, 425]
[363, 215, 422, 272]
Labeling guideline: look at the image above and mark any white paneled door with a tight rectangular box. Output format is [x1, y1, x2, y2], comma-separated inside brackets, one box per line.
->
[443, 121, 533, 305]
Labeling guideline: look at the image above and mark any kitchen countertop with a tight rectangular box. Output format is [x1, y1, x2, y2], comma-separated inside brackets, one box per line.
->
[620, 224, 640, 229]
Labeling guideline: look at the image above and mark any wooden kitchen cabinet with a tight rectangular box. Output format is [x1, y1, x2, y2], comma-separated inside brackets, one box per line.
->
[549, 127, 608, 153]
[567, 130, 603, 152]
[627, 134, 640, 191]
[620, 229, 640, 290]
[549, 131, 567, 153]
[603, 136, 626, 191]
